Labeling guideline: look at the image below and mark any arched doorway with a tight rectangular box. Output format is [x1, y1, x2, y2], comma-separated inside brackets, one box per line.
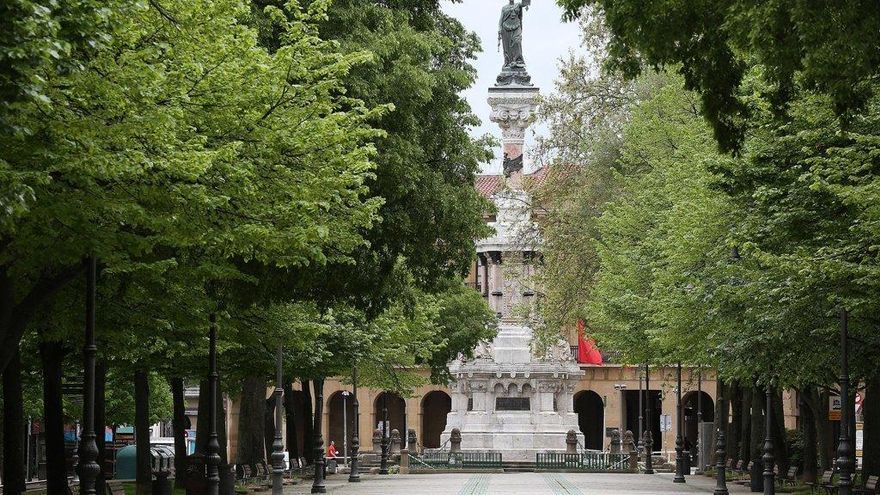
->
[421, 391, 451, 449]
[374, 392, 407, 438]
[682, 391, 714, 450]
[573, 390, 604, 450]
[327, 391, 354, 456]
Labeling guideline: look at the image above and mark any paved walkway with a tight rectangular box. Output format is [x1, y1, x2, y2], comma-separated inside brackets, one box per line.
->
[283, 472, 751, 494]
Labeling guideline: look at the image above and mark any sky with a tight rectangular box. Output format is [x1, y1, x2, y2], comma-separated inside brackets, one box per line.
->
[441, 1, 582, 174]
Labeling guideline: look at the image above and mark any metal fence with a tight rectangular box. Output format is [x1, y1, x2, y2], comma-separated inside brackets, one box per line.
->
[413, 452, 503, 470]
[535, 452, 632, 472]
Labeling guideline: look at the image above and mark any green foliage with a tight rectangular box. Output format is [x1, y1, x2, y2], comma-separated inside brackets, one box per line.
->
[556, 1, 880, 152]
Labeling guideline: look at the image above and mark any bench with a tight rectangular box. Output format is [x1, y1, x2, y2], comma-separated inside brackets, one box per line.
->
[106, 480, 126, 495]
[855, 476, 878, 495]
[807, 470, 834, 495]
[777, 466, 798, 487]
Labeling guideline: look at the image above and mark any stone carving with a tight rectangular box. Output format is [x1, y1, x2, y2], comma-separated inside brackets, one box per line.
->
[407, 429, 418, 453]
[474, 340, 494, 361]
[623, 430, 636, 453]
[390, 429, 401, 455]
[503, 153, 523, 177]
[610, 429, 621, 454]
[497, 0, 532, 86]
[566, 430, 578, 454]
[450, 428, 462, 453]
[372, 429, 382, 454]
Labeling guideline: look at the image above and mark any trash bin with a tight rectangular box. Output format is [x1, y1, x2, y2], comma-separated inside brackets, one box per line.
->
[151, 446, 174, 495]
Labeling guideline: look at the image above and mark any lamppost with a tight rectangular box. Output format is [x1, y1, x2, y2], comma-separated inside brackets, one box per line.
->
[638, 365, 645, 454]
[78, 256, 100, 495]
[311, 379, 326, 494]
[762, 380, 775, 495]
[206, 314, 221, 495]
[696, 366, 703, 475]
[271, 346, 285, 495]
[836, 309, 854, 495]
[342, 391, 350, 467]
[714, 379, 729, 495]
[348, 368, 361, 483]
[379, 393, 389, 475]
[674, 362, 686, 483]
[644, 363, 654, 474]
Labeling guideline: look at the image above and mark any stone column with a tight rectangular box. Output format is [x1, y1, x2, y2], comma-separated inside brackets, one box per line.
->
[471, 381, 489, 412]
[488, 86, 540, 179]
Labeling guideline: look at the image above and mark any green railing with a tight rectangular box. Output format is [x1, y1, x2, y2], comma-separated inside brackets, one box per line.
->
[536, 452, 632, 472]
[413, 452, 503, 470]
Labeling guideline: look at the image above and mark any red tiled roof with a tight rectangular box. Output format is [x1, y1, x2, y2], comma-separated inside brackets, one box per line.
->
[475, 167, 555, 198]
[475, 174, 503, 198]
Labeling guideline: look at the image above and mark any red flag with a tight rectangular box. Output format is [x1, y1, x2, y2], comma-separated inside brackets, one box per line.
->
[576, 320, 603, 365]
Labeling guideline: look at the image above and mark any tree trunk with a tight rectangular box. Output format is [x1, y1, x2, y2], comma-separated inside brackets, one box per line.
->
[283, 383, 300, 463]
[135, 370, 151, 495]
[815, 389, 832, 470]
[3, 351, 26, 494]
[771, 388, 789, 476]
[739, 386, 753, 464]
[800, 386, 818, 482]
[729, 381, 742, 462]
[171, 377, 188, 489]
[236, 375, 267, 465]
[264, 396, 276, 463]
[95, 362, 107, 495]
[301, 380, 314, 465]
[749, 384, 765, 492]
[41, 342, 67, 493]
[196, 379, 209, 455]
[862, 375, 880, 477]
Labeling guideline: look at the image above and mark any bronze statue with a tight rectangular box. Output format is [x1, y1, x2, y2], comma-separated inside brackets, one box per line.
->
[497, 0, 532, 86]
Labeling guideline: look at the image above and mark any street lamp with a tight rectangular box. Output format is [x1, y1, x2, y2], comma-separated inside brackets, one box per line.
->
[696, 366, 703, 475]
[311, 378, 326, 494]
[379, 393, 389, 475]
[674, 362, 686, 483]
[271, 346, 285, 495]
[836, 309, 854, 495]
[78, 256, 100, 495]
[206, 314, 221, 495]
[714, 378, 729, 495]
[644, 363, 654, 474]
[762, 380, 775, 495]
[348, 368, 361, 483]
[342, 391, 351, 467]
[638, 365, 645, 454]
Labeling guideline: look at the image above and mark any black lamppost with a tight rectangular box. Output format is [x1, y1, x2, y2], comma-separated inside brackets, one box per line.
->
[696, 367, 703, 475]
[348, 368, 361, 483]
[311, 379, 326, 494]
[714, 380, 729, 495]
[836, 309, 854, 495]
[638, 365, 645, 454]
[78, 256, 100, 495]
[674, 362, 686, 483]
[762, 381, 775, 495]
[271, 346, 285, 495]
[644, 363, 654, 474]
[379, 393, 389, 475]
[206, 314, 221, 495]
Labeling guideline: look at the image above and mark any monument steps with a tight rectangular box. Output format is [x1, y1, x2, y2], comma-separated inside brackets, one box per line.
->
[502, 461, 537, 473]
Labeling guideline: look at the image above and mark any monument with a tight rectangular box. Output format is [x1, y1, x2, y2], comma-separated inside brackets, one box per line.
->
[440, 4, 584, 462]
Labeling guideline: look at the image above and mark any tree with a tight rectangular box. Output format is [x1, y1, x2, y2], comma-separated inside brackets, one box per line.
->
[557, 1, 880, 152]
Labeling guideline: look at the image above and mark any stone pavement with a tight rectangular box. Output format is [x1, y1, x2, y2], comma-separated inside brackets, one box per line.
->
[283, 472, 752, 494]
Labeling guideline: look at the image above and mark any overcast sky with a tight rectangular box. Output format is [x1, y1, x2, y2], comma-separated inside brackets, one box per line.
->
[441, 1, 582, 174]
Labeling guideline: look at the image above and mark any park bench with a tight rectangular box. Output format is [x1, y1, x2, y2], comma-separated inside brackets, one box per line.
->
[777, 466, 798, 487]
[240, 464, 255, 485]
[806, 470, 834, 495]
[255, 461, 271, 483]
[738, 461, 754, 482]
[106, 480, 126, 495]
[854, 476, 878, 495]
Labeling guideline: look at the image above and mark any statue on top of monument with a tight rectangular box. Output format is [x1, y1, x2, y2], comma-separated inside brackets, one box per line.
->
[497, 0, 532, 86]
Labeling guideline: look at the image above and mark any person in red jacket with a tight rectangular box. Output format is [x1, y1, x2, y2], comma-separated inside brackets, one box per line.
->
[327, 440, 338, 459]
